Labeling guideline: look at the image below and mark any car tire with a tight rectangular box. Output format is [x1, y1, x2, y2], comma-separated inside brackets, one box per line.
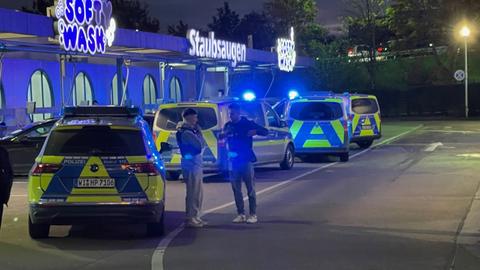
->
[280, 145, 295, 170]
[339, 153, 349, 162]
[356, 140, 374, 149]
[28, 216, 50, 239]
[167, 171, 181, 181]
[147, 212, 165, 237]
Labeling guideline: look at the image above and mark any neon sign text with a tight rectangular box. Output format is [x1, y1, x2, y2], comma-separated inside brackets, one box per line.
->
[277, 27, 296, 72]
[56, 0, 116, 54]
[187, 29, 247, 67]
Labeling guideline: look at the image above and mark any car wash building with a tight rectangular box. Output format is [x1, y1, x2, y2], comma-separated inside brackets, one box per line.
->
[0, 2, 313, 129]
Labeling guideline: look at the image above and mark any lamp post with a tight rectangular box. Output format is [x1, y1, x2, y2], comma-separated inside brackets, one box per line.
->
[460, 26, 471, 118]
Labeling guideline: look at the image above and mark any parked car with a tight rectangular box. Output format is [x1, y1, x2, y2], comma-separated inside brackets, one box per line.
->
[0, 118, 58, 175]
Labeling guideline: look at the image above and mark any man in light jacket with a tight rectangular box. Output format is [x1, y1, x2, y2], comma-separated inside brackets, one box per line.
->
[176, 108, 207, 228]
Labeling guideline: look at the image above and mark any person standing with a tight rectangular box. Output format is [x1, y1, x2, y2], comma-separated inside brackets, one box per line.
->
[0, 146, 13, 229]
[223, 103, 268, 224]
[176, 108, 207, 228]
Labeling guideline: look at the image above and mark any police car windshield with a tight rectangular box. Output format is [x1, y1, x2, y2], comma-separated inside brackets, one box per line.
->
[157, 107, 217, 131]
[290, 102, 344, 121]
[352, 98, 379, 114]
[44, 127, 146, 156]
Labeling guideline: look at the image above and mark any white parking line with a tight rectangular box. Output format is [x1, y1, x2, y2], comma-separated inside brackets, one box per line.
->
[424, 142, 443, 152]
[151, 125, 423, 270]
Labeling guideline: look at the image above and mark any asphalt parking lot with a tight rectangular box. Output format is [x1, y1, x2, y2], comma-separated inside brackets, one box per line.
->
[2, 121, 480, 270]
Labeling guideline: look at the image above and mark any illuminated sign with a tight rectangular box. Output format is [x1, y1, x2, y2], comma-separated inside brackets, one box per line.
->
[277, 27, 296, 72]
[55, 0, 117, 54]
[187, 29, 246, 67]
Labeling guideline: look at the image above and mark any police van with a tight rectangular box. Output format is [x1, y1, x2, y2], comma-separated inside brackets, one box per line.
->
[275, 93, 350, 162]
[153, 99, 295, 179]
[342, 94, 382, 148]
[28, 107, 166, 238]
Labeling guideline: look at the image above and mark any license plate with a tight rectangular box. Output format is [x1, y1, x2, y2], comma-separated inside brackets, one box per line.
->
[77, 178, 115, 188]
[362, 125, 373, 130]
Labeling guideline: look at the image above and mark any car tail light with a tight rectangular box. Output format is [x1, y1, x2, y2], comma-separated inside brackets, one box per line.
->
[32, 164, 62, 175]
[152, 132, 158, 144]
[349, 114, 354, 121]
[342, 121, 349, 132]
[122, 163, 159, 176]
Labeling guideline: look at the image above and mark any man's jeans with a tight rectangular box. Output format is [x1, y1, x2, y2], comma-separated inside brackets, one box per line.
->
[230, 162, 256, 215]
[182, 157, 204, 220]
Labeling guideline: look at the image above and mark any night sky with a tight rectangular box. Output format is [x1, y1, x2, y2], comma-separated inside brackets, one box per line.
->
[0, 0, 344, 31]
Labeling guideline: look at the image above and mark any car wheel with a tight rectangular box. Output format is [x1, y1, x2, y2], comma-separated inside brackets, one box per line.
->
[167, 171, 181, 181]
[147, 212, 165, 237]
[28, 216, 50, 239]
[280, 145, 295, 170]
[339, 153, 349, 162]
[356, 140, 374, 149]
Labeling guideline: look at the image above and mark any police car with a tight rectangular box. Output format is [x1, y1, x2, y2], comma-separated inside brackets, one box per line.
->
[275, 92, 350, 162]
[153, 98, 295, 179]
[28, 107, 166, 239]
[341, 93, 382, 148]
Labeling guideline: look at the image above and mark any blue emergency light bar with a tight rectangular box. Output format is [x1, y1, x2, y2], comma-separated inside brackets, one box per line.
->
[63, 106, 142, 117]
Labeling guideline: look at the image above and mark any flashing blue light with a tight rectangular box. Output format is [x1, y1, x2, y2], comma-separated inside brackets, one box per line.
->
[243, 91, 256, 101]
[288, 90, 299, 100]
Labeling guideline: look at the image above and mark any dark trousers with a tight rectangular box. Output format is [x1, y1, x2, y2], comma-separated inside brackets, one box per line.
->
[230, 162, 256, 215]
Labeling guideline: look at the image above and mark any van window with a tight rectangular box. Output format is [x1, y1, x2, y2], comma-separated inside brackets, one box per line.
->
[44, 127, 146, 156]
[157, 107, 218, 131]
[238, 103, 265, 126]
[351, 98, 379, 114]
[289, 102, 344, 121]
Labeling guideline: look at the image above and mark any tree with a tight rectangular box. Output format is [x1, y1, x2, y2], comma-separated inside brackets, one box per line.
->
[111, 0, 160, 33]
[343, 0, 391, 90]
[235, 11, 276, 50]
[264, 0, 317, 35]
[208, 2, 241, 41]
[168, 20, 190, 37]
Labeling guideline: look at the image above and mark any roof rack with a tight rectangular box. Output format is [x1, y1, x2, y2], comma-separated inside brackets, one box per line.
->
[63, 106, 142, 117]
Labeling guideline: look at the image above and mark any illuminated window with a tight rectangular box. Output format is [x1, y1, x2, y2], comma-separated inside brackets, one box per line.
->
[111, 74, 127, 105]
[28, 70, 53, 122]
[72, 72, 93, 106]
[143, 75, 157, 105]
[169, 76, 182, 102]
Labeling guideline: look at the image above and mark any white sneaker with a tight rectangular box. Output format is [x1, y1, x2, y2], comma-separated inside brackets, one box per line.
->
[194, 217, 208, 226]
[186, 218, 203, 228]
[232, 214, 247, 223]
[246, 215, 258, 224]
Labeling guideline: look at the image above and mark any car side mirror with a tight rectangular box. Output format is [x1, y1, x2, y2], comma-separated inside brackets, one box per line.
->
[279, 120, 288, 128]
[160, 142, 172, 153]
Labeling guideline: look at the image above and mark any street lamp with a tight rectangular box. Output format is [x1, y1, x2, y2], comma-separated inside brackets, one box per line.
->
[460, 25, 471, 118]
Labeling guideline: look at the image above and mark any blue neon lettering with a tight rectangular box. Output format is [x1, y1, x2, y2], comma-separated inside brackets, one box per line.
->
[74, 0, 85, 24]
[85, 0, 94, 24]
[63, 24, 78, 50]
[77, 27, 88, 53]
[95, 26, 106, 53]
[65, 0, 75, 23]
[87, 25, 96, 54]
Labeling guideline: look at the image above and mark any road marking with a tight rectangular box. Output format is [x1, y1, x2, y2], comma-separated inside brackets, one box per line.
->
[424, 130, 479, 134]
[424, 142, 443, 152]
[151, 125, 423, 270]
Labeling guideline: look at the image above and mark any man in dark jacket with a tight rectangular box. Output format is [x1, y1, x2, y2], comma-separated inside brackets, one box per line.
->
[176, 108, 207, 228]
[223, 103, 268, 224]
[0, 146, 13, 229]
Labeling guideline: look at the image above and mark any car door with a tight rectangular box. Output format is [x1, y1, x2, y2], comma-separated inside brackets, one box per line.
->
[240, 102, 269, 164]
[9, 123, 54, 175]
[264, 104, 286, 162]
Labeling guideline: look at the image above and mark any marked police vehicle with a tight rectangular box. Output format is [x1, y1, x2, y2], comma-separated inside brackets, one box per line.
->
[28, 107, 166, 239]
[341, 93, 382, 148]
[153, 97, 295, 179]
[275, 91, 350, 162]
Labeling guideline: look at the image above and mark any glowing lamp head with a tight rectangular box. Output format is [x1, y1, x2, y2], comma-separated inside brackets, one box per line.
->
[460, 26, 471, 38]
[243, 91, 256, 102]
[288, 90, 299, 100]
